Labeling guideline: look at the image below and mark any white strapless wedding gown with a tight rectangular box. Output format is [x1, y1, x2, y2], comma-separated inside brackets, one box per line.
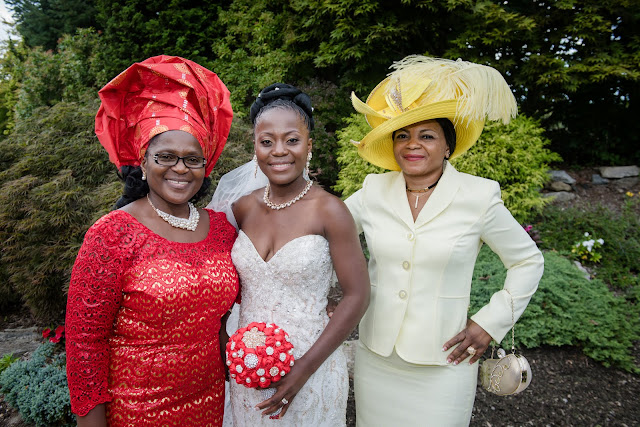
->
[227, 230, 348, 426]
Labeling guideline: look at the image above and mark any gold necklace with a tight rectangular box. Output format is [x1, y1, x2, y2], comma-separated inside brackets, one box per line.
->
[263, 180, 313, 210]
[406, 177, 441, 209]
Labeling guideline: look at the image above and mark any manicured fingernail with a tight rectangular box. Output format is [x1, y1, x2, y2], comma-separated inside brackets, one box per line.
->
[442, 347, 447, 352]
[453, 361, 458, 366]
[446, 359, 451, 364]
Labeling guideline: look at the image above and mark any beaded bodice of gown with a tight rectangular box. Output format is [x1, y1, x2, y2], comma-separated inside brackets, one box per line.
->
[228, 230, 347, 426]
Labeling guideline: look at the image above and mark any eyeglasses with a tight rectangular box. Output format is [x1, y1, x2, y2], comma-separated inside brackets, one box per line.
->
[153, 153, 207, 169]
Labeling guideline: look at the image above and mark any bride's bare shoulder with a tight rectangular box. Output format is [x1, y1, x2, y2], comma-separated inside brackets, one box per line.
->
[232, 188, 265, 221]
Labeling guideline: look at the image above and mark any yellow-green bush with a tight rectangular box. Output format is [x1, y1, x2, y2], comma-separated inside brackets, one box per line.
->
[451, 116, 562, 222]
[333, 114, 385, 198]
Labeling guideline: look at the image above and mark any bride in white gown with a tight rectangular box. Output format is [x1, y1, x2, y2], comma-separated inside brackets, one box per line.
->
[209, 83, 369, 425]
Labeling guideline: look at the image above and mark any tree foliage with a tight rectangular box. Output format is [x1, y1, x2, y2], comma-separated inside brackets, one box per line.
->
[5, 0, 97, 50]
[292, 0, 639, 164]
[9, 0, 629, 164]
[444, 0, 640, 165]
[208, 0, 303, 111]
[94, 0, 226, 78]
[0, 29, 108, 124]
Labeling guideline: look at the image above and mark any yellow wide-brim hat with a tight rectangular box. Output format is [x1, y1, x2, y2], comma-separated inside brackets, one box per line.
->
[351, 56, 518, 171]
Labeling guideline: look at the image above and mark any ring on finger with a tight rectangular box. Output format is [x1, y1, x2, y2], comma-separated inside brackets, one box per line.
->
[281, 397, 289, 405]
[467, 346, 477, 356]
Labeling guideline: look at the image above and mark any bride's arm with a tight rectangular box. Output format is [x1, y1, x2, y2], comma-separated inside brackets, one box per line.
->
[257, 195, 370, 418]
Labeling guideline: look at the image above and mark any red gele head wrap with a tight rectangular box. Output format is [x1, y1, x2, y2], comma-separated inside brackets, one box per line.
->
[95, 55, 233, 177]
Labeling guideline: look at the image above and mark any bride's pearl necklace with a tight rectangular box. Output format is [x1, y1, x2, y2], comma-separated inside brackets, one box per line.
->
[147, 195, 199, 231]
[263, 180, 313, 210]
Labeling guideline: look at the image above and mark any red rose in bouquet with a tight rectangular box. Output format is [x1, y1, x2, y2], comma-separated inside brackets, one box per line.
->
[226, 322, 295, 389]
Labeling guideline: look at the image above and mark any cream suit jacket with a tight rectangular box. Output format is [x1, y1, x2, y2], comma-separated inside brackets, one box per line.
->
[345, 163, 544, 365]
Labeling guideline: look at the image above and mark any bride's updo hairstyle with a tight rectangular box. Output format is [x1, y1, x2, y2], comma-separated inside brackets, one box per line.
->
[250, 83, 314, 132]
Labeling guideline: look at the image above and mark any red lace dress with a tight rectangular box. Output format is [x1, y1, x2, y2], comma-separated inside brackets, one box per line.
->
[66, 209, 239, 426]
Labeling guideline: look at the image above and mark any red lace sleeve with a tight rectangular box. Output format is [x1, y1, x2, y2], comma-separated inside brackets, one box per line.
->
[207, 209, 242, 305]
[65, 212, 133, 416]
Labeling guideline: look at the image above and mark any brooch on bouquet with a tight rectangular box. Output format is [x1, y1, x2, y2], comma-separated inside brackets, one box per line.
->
[226, 322, 295, 417]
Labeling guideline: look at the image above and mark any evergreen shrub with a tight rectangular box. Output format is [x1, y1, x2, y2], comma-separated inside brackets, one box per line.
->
[301, 79, 353, 191]
[0, 96, 120, 321]
[202, 115, 254, 205]
[469, 246, 640, 372]
[0, 342, 73, 426]
[333, 114, 561, 222]
[0, 267, 20, 314]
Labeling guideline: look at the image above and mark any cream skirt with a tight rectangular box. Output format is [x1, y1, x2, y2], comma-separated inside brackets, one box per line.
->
[354, 341, 478, 426]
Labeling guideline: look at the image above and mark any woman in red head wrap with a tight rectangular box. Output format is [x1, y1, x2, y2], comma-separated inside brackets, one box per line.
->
[65, 56, 238, 426]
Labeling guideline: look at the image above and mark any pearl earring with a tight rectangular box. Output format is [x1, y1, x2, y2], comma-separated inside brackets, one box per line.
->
[142, 170, 146, 180]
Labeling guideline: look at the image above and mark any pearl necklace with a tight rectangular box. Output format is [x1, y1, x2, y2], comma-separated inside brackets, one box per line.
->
[263, 180, 313, 210]
[147, 195, 200, 231]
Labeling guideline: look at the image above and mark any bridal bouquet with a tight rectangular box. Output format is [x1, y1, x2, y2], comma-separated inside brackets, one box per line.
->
[226, 322, 295, 389]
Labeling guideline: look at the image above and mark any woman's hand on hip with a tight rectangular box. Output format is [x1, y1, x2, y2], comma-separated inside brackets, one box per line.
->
[442, 319, 492, 365]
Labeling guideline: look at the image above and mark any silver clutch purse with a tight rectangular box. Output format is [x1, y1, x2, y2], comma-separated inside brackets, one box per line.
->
[479, 290, 532, 396]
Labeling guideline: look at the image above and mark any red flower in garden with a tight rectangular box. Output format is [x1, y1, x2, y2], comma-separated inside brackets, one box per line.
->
[43, 325, 65, 343]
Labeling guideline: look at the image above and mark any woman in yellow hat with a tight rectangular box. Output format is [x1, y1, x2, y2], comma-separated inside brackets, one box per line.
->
[345, 56, 544, 425]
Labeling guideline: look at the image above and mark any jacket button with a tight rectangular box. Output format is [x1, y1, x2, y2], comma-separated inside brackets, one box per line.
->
[402, 261, 410, 270]
[407, 232, 414, 241]
[399, 290, 408, 299]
